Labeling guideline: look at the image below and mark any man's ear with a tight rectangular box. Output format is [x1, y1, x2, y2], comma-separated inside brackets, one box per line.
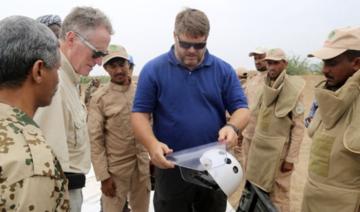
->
[66, 31, 77, 48]
[31, 60, 45, 84]
[284, 61, 289, 68]
[352, 57, 360, 72]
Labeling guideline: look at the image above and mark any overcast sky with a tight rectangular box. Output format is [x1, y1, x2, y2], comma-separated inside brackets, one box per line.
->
[2, 0, 359, 76]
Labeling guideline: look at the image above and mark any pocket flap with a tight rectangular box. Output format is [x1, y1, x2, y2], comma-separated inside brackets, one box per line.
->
[74, 116, 85, 129]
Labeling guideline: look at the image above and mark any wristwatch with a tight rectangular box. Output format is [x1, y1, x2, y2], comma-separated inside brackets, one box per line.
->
[225, 123, 239, 135]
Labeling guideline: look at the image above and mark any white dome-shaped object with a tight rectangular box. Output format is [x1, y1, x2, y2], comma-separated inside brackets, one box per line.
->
[200, 149, 243, 196]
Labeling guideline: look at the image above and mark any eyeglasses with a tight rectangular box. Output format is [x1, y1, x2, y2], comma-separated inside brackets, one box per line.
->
[177, 35, 207, 50]
[74, 32, 109, 59]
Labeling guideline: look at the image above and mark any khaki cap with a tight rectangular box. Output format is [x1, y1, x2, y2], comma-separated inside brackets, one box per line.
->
[235, 67, 248, 77]
[308, 27, 360, 60]
[262, 48, 287, 62]
[249, 46, 269, 57]
[103, 44, 129, 64]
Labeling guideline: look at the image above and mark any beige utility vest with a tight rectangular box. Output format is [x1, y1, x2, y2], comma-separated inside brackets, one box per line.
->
[246, 71, 305, 192]
[303, 71, 360, 212]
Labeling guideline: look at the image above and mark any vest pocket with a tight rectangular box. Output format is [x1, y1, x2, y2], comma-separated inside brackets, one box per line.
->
[246, 132, 286, 192]
[303, 178, 360, 212]
[309, 132, 335, 178]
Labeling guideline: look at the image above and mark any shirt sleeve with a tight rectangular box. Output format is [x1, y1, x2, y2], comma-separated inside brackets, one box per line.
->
[34, 89, 70, 171]
[285, 94, 305, 163]
[132, 64, 157, 113]
[224, 66, 248, 115]
[87, 97, 110, 182]
[3, 176, 64, 211]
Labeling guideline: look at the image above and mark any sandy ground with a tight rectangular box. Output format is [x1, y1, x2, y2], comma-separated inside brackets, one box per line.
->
[228, 75, 325, 212]
[82, 75, 325, 212]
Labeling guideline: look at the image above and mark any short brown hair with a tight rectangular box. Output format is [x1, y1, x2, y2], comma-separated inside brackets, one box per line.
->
[174, 7, 210, 38]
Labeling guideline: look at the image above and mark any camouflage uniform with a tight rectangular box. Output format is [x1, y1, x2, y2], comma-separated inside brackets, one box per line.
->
[84, 85, 98, 105]
[0, 103, 70, 211]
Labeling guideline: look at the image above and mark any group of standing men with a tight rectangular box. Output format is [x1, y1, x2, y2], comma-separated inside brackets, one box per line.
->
[0, 5, 360, 212]
[236, 27, 360, 212]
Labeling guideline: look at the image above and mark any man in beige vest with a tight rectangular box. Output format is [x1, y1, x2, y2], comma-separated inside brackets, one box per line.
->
[301, 27, 360, 212]
[88, 44, 150, 212]
[241, 46, 269, 169]
[246, 48, 305, 212]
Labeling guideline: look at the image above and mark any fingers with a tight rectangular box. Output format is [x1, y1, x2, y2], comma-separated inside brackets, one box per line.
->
[218, 126, 238, 149]
[101, 178, 117, 197]
[149, 142, 175, 169]
[151, 152, 174, 169]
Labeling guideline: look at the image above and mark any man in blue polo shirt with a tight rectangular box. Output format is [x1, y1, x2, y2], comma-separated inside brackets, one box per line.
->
[131, 7, 250, 212]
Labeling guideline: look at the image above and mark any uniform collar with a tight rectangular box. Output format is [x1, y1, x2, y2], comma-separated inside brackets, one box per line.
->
[60, 50, 80, 85]
[109, 77, 132, 92]
[0, 103, 39, 127]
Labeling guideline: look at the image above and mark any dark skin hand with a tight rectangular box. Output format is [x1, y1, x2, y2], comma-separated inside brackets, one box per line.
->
[281, 161, 294, 173]
[101, 177, 117, 197]
[306, 117, 312, 124]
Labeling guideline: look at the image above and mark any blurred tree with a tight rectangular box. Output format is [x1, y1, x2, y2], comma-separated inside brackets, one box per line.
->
[286, 52, 323, 75]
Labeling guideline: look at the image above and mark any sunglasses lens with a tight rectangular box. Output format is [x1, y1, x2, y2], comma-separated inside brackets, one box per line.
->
[92, 51, 109, 59]
[178, 40, 206, 50]
[193, 43, 206, 50]
[179, 41, 192, 49]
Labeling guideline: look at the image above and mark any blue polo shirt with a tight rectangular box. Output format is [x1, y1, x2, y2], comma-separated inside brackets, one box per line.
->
[132, 46, 248, 152]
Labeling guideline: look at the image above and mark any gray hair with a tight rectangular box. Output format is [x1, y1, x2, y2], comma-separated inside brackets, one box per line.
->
[60, 6, 114, 40]
[0, 16, 60, 89]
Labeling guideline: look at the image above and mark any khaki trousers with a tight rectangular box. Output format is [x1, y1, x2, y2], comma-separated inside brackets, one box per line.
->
[102, 166, 150, 212]
[269, 161, 292, 212]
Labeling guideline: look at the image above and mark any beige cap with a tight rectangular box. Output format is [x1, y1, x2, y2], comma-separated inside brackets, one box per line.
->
[262, 48, 287, 62]
[308, 27, 360, 60]
[235, 67, 248, 77]
[103, 44, 129, 64]
[249, 46, 269, 57]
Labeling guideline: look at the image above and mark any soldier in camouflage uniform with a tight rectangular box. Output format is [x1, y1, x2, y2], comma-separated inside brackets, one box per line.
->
[84, 78, 100, 107]
[0, 16, 70, 211]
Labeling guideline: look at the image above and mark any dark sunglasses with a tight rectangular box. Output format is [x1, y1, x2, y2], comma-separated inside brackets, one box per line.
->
[177, 35, 207, 50]
[74, 32, 109, 59]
